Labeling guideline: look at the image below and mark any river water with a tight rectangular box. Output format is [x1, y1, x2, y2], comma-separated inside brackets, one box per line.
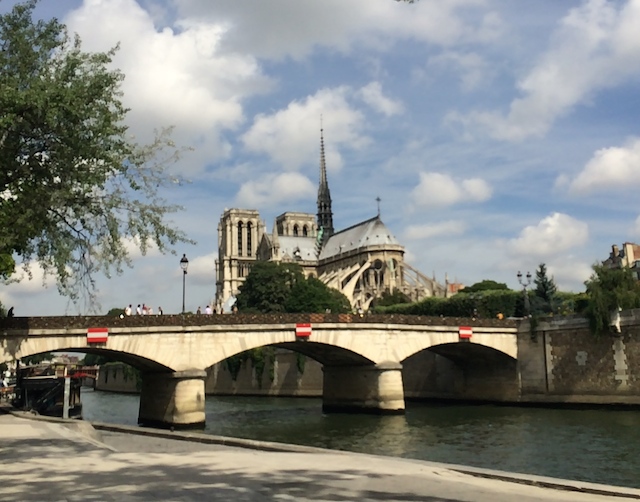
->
[81, 389, 640, 489]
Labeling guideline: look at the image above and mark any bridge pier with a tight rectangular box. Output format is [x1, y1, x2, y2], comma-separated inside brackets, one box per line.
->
[138, 369, 206, 429]
[322, 362, 405, 414]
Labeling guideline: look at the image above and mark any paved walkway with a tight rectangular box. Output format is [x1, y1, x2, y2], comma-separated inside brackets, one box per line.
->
[1, 411, 640, 501]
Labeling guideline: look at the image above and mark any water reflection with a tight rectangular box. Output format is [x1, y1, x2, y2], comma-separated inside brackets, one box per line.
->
[80, 390, 640, 489]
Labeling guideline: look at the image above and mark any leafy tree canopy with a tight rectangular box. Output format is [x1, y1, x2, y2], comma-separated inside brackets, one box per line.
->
[106, 307, 125, 317]
[235, 261, 350, 314]
[532, 263, 558, 314]
[459, 280, 510, 294]
[0, 1, 191, 306]
[21, 352, 54, 365]
[373, 289, 411, 307]
[285, 276, 351, 314]
[584, 264, 640, 336]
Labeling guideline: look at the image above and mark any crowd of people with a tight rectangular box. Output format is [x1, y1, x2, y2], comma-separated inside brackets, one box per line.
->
[123, 304, 163, 316]
[121, 304, 236, 315]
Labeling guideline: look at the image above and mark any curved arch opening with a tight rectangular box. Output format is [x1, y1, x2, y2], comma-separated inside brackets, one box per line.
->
[402, 344, 518, 403]
[204, 343, 373, 396]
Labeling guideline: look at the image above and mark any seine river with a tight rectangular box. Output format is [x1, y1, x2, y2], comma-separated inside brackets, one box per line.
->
[81, 389, 640, 489]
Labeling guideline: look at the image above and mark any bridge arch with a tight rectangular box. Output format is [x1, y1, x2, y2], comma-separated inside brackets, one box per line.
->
[199, 333, 375, 370]
[401, 342, 519, 402]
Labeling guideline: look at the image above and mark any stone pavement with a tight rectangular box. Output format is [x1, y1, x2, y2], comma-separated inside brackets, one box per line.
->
[1, 411, 640, 501]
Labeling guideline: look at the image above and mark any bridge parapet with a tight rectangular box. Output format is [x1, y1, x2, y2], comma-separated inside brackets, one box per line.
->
[0, 313, 518, 331]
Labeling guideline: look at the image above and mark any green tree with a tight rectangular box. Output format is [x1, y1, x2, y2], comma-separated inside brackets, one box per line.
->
[0, 254, 15, 280]
[584, 264, 640, 336]
[533, 263, 557, 314]
[460, 280, 510, 294]
[236, 261, 350, 313]
[0, 2, 191, 305]
[21, 352, 54, 365]
[284, 276, 351, 314]
[374, 289, 411, 307]
[106, 307, 125, 317]
[235, 262, 304, 313]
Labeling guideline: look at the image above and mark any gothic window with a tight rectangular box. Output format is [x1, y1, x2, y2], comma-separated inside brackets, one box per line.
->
[247, 222, 253, 256]
[237, 222, 243, 256]
[293, 224, 299, 236]
[303, 225, 308, 236]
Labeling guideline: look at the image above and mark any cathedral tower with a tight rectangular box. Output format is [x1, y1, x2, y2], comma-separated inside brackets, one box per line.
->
[316, 127, 334, 240]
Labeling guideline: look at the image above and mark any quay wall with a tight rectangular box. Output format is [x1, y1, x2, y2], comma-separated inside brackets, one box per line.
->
[519, 310, 640, 405]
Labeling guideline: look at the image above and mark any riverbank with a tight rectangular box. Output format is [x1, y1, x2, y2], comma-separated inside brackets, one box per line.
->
[1, 407, 640, 501]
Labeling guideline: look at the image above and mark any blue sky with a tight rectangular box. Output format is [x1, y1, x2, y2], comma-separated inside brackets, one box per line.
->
[3, 0, 640, 316]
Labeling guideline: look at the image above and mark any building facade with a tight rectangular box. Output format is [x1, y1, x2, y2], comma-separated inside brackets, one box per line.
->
[603, 242, 640, 280]
[215, 130, 448, 311]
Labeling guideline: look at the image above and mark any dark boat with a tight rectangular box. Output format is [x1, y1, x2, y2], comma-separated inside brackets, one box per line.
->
[13, 364, 83, 418]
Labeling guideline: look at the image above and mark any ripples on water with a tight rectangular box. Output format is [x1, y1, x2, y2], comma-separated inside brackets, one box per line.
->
[81, 390, 640, 489]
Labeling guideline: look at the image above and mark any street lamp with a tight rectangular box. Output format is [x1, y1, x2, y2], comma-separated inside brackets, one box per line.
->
[180, 254, 189, 313]
[517, 270, 532, 317]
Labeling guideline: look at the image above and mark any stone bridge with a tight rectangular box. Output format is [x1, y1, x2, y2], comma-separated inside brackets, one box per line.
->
[0, 313, 519, 428]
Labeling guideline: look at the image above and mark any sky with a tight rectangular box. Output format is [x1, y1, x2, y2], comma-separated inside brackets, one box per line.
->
[2, 0, 640, 316]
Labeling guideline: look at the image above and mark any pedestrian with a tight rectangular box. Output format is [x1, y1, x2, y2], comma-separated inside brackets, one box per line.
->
[232, 305, 238, 314]
[136, 304, 142, 315]
[158, 306, 163, 315]
[142, 304, 148, 315]
[125, 304, 132, 316]
[197, 306, 202, 315]
[205, 305, 212, 315]
[7, 306, 14, 318]
[147, 306, 153, 315]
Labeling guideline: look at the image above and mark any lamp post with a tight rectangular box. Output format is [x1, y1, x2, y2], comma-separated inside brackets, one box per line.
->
[517, 270, 532, 317]
[180, 254, 189, 313]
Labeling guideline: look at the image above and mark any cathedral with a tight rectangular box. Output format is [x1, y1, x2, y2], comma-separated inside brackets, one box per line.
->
[215, 130, 448, 312]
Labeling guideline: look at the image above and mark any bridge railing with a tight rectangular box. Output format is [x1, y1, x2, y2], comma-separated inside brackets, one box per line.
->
[0, 313, 518, 331]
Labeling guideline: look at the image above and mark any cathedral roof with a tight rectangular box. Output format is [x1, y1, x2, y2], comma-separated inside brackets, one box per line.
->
[277, 236, 317, 261]
[319, 216, 402, 261]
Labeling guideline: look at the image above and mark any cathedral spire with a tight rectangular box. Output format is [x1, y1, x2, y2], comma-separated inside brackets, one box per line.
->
[317, 125, 334, 239]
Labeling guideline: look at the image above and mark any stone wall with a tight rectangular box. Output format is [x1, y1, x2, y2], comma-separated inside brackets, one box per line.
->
[520, 310, 640, 404]
[205, 348, 323, 396]
[95, 363, 140, 393]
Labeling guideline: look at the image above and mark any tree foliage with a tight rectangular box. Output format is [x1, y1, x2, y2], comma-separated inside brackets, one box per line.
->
[0, 2, 191, 306]
[584, 264, 640, 336]
[235, 261, 350, 314]
[285, 276, 351, 313]
[21, 352, 53, 365]
[459, 280, 510, 294]
[373, 289, 411, 307]
[533, 263, 558, 314]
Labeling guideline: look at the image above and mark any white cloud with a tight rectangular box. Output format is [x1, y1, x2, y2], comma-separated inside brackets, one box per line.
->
[546, 260, 593, 291]
[427, 51, 489, 91]
[411, 172, 492, 208]
[5, 262, 57, 296]
[184, 253, 216, 287]
[65, 0, 272, 174]
[357, 82, 404, 116]
[453, 0, 640, 141]
[508, 212, 589, 257]
[241, 87, 368, 171]
[121, 236, 162, 260]
[567, 138, 640, 194]
[174, 0, 500, 60]
[236, 172, 316, 208]
[405, 221, 466, 240]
